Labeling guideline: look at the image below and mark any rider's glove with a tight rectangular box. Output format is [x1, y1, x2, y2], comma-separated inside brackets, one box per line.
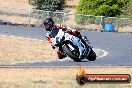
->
[72, 31, 82, 39]
[46, 32, 52, 39]
[72, 31, 78, 36]
[51, 45, 55, 49]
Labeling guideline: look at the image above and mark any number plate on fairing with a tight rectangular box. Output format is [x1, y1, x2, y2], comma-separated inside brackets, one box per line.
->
[68, 44, 74, 50]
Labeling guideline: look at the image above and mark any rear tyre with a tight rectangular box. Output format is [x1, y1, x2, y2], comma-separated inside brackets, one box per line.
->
[86, 49, 96, 61]
[63, 44, 81, 62]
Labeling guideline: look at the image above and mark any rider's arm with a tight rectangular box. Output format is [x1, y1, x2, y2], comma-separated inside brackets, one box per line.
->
[46, 32, 52, 44]
[65, 27, 82, 38]
[46, 32, 57, 49]
[46, 32, 51, 38]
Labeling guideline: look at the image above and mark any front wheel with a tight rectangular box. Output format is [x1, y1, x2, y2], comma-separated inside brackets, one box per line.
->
[63, 43, 81, 62]
[86, 48, 96, 61]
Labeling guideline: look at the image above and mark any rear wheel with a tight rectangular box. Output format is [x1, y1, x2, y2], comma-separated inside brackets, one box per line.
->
[63, 43, 81, 62]
[86, 48, 96, 61]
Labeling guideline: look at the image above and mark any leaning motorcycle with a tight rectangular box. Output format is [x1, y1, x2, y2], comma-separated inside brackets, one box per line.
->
[48, 29, 96, 62]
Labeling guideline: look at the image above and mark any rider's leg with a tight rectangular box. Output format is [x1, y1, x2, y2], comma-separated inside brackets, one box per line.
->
[57, 46, 66, 59]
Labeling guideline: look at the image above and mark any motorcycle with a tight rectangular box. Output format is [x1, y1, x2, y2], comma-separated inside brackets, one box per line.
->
[47, 29, 96, 62]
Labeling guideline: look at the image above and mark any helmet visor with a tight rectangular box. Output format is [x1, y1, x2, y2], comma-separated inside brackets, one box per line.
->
[45, 25, 50, 31]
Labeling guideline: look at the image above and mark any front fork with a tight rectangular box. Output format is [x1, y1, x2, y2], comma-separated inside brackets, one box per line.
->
[81, 36, 92, 58]
[82, 36, 90, 44]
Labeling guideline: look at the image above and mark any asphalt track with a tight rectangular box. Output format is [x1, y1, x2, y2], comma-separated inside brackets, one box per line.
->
[0, 25, 132, 67]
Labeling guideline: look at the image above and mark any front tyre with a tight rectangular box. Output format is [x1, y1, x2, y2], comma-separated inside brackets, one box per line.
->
[86, 48, 96, 61]
[63, 44, 81, 62]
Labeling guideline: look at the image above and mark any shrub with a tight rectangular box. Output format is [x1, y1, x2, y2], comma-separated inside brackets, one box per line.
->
[29, 0, 65, 11]
[75, 0, 129, 24]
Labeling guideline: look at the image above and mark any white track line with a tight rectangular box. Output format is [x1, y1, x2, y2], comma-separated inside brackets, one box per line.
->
[10, 62, 16, 65]
[0, 66, 132, 68]
[0, 35, 44, 42]
[44, 61, 51, 62]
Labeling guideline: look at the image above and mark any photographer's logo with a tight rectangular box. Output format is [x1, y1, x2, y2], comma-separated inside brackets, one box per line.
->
[76, 66, 131, 85]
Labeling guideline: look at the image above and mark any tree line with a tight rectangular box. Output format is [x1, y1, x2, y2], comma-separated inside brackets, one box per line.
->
[29, 0, 132, 18]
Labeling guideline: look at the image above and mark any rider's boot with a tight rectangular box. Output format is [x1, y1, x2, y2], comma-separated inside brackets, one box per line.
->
[57, 51, 66, 59]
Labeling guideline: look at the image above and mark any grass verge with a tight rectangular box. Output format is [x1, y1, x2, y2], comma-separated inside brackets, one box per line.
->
[0, 35, 57, 62]
[0, 67, 131, 88]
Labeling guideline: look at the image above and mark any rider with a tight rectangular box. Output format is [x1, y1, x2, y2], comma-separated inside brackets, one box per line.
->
[43, 18, 87, 59]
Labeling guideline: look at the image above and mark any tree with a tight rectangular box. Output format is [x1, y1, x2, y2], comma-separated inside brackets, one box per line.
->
[76, 0, 129, 17]
[29, 0, 65, 11]
[121, 0, 132, 18]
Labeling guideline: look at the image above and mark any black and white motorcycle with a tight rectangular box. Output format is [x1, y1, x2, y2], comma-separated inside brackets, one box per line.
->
[50, 28, 96, 62]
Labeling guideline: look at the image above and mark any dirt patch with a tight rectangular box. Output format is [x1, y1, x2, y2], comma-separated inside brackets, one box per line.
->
[118, 26, 132, 32]
[0, 0, 33, 9]
[0, 35, 57, 62]
[0, 67, 131, 88]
